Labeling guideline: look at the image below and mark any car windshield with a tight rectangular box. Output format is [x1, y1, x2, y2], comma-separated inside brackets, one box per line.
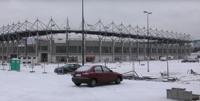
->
[76, 65, 92, 72]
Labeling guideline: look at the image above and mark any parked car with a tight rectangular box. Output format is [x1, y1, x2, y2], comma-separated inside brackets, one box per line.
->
[181, 58, 199, 63]
[160, 56, 167, 61]
[72, 65, 123, 87]
[167, 56, 174, 60]
[54, 64, 81, 74]
[150, 57, 156, 60]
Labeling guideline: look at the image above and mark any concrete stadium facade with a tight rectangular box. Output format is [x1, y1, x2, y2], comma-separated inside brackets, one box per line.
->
[0, 34, 192, 63]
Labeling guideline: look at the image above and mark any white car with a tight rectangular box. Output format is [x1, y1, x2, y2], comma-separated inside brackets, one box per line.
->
[160, 57, 167, 61]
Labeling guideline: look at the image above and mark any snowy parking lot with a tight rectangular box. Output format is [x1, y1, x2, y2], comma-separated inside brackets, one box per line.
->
[0, 60, 200, 101]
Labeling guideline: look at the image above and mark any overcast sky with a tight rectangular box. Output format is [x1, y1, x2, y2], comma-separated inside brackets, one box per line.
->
[0, 0, 199, 39]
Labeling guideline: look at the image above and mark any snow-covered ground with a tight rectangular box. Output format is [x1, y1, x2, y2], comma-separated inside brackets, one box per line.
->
[0, 60, 200, 101]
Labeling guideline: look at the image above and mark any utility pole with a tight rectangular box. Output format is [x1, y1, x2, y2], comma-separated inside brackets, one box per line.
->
[81, 0, 85, 66]
[144, 11, 152, 72]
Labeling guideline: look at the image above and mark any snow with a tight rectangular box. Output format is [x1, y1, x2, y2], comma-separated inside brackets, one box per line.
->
[0, 60, 200, 101]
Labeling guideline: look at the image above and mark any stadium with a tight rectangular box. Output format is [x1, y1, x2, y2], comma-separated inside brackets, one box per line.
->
[0, 19, 192, 63]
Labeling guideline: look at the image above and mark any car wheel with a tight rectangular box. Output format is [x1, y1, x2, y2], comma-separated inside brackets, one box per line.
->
[74, 83, 81, 86]
[115, 77, 121, 84]
[88, 79, 96, 87]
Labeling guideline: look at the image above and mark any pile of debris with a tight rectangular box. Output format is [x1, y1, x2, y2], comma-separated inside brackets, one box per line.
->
[187, 69, 200, 75]
[122, 71, 178, 82]
[122, 71, 157, 80]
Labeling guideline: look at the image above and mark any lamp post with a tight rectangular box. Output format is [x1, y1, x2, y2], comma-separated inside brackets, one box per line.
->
[81, 0, 85, 66]
[143, 11, 152, 72]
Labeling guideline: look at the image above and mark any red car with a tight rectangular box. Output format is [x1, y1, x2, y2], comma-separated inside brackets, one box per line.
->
[72, 65, 123, 87]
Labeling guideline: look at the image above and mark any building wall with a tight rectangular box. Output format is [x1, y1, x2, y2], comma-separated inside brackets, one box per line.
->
[0, 39, 192, 63]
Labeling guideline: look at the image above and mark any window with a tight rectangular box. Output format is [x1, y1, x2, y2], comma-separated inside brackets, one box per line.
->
[56, 56, 66, 62]
[69, 46, 77, 53]
[124, 47, 129, 53]
[102, 66, 111, 72]
[139, 48, 144, 53]
[63, 64, 73, 68]
[56, 46, 66, 53]
[133, 48, 137, 53]
[78, 46, 82, 53]
[68, 56, 78, 62]
[13, 47, 17, 53]
[19, 47, 25, 53]
[86, 46, 98, 53]
[40, 46, 48, 51]
[94, 66, 103, 73]
[27, 46, 35, 53]
[76, 65, 92, 72]
[102, 47, 111, 53]
[73, 64, 81, 68]
[115, 47, 122, 53]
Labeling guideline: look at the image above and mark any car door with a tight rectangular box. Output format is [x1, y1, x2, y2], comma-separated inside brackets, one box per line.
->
[102, 66, 116, 82]
[94, 66, 104, 83]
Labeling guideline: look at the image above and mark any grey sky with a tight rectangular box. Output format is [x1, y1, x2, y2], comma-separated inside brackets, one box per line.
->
[0, 0, 199, 39]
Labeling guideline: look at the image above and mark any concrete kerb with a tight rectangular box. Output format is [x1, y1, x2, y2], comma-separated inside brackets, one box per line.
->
[167, 88, 186, 99]
[167, 88, 200, 101]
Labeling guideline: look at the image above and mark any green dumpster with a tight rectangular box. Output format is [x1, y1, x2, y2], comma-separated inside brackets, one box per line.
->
[10, 58, 21, 71]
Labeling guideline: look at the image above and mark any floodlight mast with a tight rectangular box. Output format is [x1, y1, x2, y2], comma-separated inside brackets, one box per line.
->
[143, 10, 152, 72]
[81, 0, 85, 66]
